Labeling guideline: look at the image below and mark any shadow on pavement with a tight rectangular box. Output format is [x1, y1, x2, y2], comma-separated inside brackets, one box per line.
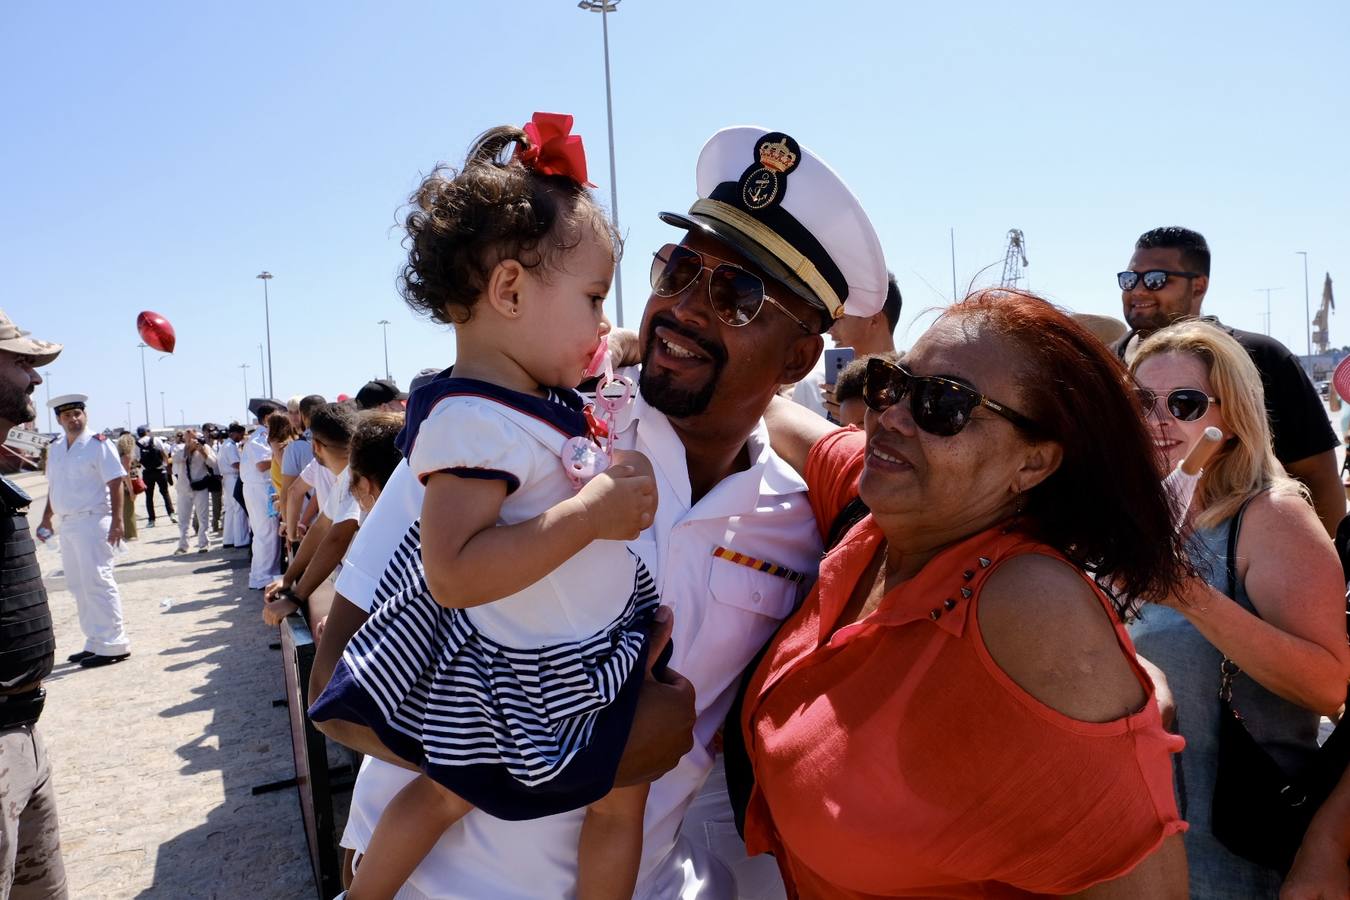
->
[134, 548, 319, 899]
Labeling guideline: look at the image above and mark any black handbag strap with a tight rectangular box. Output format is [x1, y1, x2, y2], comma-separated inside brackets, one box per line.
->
[1219, 493, 1260, 700]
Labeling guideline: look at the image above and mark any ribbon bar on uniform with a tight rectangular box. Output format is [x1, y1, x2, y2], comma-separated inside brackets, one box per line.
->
[711, 546, 806, 585]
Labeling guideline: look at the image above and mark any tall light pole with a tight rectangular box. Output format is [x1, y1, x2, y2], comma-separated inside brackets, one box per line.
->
[258, 344, 266, 396]
[43, 372, 53, 433]
[1296, 251, 1311, 357]
[160, 391, 166, 429]
[577, 0, 624, 328]
[256, 271, 275, 398]
[137, 342, 151, 428]
[1255, 287, 1282, 336]
[125, 401, 132, 429]
[377, 319, 391, 379]
[239, 364, 250, 421]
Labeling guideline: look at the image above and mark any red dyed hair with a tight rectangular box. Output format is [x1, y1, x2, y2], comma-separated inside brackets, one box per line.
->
[946, 289, 1188, 610]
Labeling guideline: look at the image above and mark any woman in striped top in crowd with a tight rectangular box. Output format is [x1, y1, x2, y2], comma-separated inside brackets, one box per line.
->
[308, 116, 660, 900]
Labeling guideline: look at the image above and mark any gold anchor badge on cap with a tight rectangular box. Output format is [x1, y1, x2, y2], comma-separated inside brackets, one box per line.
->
[739, 133, 802, 211]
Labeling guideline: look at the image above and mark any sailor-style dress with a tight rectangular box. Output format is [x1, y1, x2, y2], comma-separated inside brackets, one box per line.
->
[309, 379, 659, 820]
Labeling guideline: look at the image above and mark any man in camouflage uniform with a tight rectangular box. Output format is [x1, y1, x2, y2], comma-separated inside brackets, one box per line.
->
[0, 309, 68, 897]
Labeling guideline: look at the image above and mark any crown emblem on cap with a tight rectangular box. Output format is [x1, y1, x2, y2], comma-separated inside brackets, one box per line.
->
[757, 137, 798, 174]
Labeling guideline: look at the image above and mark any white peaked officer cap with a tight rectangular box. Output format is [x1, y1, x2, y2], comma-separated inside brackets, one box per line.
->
[48, 393, 88, 414]
[659, 127, 888, 327]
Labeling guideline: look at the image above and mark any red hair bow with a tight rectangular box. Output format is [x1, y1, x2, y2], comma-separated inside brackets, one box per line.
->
[516, 112, 595, 187]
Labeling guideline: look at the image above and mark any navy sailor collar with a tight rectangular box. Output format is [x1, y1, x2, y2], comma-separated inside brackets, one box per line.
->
[396, 373, 588, 459]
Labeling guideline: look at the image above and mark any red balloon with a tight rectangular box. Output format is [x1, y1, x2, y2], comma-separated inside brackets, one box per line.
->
[136, 311, 176, 353]
[336, 393, 350, 402]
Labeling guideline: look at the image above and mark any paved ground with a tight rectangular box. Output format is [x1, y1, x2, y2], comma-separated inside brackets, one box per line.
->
[19, 471, 333, 900]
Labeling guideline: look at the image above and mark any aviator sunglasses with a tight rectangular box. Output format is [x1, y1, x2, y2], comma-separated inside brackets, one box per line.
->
[649, 243, 813, 333]
[1135, 387, 1220, 422]
[1117, 270, 1202, 292]
[862, 356, 1039, 437]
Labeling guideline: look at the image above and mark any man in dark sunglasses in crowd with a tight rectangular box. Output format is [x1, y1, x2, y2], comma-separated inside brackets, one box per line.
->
[1112, 226, 1343, 535]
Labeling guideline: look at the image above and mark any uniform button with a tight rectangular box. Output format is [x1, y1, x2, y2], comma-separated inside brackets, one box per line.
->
[752, 592, 762, 604]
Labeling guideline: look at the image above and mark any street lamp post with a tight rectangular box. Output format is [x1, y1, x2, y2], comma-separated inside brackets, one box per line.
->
[377, 320, 391, 379]
[160, 392, 166, 429]
[1296, 251, 1311, 356]
[125, 401, 132, 429]
[137, 342, 151, 429]
[577, 0, 624, 328]
[43, 373, 53, 433]
[258, 344, 266, 396]
[240, 364, 250, 422]
[256, 271, 275, 398]
[1255, 287, 1282, 336]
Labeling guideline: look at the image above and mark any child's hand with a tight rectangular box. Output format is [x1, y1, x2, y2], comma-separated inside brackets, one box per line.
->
[577, 449, 657, 540]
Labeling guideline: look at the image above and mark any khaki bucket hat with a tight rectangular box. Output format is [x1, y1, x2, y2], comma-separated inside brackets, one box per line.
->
[0, 309, 62, 367]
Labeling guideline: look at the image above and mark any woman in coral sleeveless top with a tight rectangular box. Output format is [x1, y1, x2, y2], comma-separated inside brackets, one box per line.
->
[750, 290, 1191, 898]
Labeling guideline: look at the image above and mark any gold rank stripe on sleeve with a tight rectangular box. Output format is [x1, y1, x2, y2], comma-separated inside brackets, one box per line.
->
[711, 546, 807, 585]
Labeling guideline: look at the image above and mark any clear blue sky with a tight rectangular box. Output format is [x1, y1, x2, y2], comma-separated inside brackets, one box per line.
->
[3, 1, 1347, 432]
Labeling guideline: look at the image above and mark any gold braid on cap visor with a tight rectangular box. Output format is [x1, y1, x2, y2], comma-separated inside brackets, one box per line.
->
[689, 199, 845, 319]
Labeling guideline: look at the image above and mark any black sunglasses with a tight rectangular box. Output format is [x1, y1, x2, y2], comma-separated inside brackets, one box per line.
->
[862, 357, 1039, 437]
[649, 244, 813, 333]
[1117, 270, 1202, 292]
[1135, 387, 1219, 422]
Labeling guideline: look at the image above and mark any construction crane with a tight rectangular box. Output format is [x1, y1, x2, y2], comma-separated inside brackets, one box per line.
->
[1000, 229, 1028, 288]
[1312, 273, 1335, 354]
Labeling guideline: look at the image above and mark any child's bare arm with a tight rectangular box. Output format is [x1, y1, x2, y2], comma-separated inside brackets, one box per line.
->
[421, 449, 656, 609]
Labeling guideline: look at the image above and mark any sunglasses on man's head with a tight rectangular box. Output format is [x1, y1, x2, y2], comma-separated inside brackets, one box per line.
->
[862, 357, 1039, 437]
[649, 243, 813, 333]
[1117, 270, 1202, 292]
[1135, 387, 1219, 422]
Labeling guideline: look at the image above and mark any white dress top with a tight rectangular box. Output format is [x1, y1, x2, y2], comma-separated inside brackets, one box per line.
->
[46, 431, 125, 516]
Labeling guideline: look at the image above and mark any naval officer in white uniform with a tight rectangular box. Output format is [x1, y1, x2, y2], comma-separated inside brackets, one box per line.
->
[240, 399, 282, 589]
[38, 394, 131, 667]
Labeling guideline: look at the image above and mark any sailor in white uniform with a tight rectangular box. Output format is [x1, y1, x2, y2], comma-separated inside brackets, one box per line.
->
[217, 422, 251, 548]
[38, 394, 131, 667]
[240, 400, 282, 589]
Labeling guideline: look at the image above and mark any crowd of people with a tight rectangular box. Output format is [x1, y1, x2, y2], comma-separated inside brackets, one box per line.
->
[1, 110, 1349, 900]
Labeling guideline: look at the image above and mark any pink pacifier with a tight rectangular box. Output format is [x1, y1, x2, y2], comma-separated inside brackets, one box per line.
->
[563, 344, 635, 489]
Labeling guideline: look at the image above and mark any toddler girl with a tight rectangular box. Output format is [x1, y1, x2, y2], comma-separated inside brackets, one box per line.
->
[310, 113, 659, 900]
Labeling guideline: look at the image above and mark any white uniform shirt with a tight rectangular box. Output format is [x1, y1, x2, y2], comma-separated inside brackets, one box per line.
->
[217, 439, 241, 476]
[238, 426, 272, 485]
[46, 431, 126, 516]
[336, 391, 821, 899]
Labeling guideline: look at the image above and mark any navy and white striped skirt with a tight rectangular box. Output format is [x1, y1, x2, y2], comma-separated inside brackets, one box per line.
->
[308, 521, 660, 821]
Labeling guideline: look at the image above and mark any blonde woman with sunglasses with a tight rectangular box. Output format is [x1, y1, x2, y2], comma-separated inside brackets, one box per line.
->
[1128, 319, 1350, 899]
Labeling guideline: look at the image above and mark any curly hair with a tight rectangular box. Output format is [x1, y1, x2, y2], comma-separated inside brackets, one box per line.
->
[946, 289, 1191, 612]
[399, 126, 620, 325]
